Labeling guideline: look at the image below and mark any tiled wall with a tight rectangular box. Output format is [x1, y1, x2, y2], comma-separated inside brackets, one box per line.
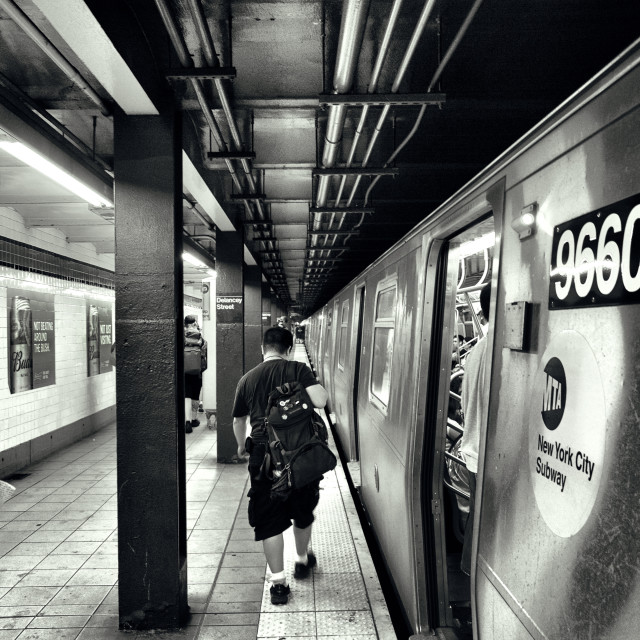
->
[1, 207, 116, 456]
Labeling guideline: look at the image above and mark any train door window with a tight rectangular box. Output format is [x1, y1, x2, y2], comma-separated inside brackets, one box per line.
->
[370, 278, 396, 410]
[338, 300, 349, 370]
[430, 215, 494, 634]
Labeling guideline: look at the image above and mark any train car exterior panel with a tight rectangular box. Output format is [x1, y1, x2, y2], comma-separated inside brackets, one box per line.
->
[356, 239, 425, 627]
[309, 40, 640, 639]
[330, 288, 355, 458]
[477, 59, 640, 639]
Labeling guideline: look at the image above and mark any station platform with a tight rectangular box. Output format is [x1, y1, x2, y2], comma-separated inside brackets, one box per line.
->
[0, 344, 395, 640]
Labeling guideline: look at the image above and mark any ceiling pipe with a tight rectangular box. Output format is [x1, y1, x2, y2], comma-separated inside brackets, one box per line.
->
[0, 71, 112, 174]
[309, 0, 371, 289]
[330, 0, 405, 225]
[184, 199, 216, 231]
[0, 0, 111, 117]
[154, 0, 256, 223]
[345, 0, 437, 207]
[315, 0, 426, 277]
[186, 0, 290, 304]
[314, 0, 372, 212]
[185, 0, 265, 221]
[358, 0, 486, 221]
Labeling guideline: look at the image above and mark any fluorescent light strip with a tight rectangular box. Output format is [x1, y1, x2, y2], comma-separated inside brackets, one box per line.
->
[0, 140, 113, 208]
[458, 231, 495, 258]
[182, 252, 207, 268]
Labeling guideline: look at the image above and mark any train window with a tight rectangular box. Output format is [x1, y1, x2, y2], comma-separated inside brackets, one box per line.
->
[370, 280, 396, 409]
[338, 300, 349, 370]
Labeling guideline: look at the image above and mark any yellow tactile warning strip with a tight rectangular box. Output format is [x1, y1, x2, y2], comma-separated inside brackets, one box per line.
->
[252, 344, 395, 639]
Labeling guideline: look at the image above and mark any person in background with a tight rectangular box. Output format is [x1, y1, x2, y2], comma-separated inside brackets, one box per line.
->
[458, 284, 491, 576]
[452, 334, 465, 367]
[184, 315, 207, 434]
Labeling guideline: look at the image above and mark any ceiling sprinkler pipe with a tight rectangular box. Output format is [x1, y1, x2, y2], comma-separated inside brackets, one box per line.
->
[186, 0, 264, 220]
[357, 0, 486, 224]
[315, 0, 372, 213]
[0, 0, 111, 117]
[156, 0, 261, 220]
[344, 0, 437, 208]
[331, 0, 404, 223]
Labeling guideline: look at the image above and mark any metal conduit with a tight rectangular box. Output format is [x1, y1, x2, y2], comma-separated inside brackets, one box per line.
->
[330, 0, 405, 221]
[0, 71, 112, 174]
[345, 0, 437, 208]
[185, 0, 265, 219]
[356, 0, 486, 230]
[184, 200, 216, 232]
[310, 0, 372, 284]
[154, 0, 255, 221]
[0, 0, 111, 117]
[314, 0, 372, 211]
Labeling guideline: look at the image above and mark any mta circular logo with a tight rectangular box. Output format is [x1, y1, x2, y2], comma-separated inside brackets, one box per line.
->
[541, 357, 566, 430]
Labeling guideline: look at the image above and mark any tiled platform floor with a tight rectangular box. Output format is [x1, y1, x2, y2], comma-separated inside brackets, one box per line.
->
[1, 345, 395, 639]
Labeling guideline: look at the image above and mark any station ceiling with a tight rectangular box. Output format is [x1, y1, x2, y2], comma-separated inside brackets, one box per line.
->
[0, 0, 638, 314]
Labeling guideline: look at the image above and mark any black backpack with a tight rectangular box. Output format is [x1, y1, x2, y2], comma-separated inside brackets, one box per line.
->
[264, 379, 337, 501]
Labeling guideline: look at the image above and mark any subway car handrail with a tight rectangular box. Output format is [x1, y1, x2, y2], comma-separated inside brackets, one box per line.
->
[444, 450, 467, 468]
[443, 477, 471, 501]
[447, 419, 463, 435]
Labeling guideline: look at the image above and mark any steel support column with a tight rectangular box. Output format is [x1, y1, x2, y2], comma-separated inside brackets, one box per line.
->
[244, 265, 262, 371]
[216, 231, 244, 462]
[262, 281, 272, 328]
[114, 108, 187, 630]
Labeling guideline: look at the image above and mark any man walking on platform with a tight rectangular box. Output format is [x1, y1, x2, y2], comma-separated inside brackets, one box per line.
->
[232, 327, 328, 605]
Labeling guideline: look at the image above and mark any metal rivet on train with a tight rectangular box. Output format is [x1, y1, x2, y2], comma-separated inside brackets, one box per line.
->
[282, 415, 288, 420]
[302, 403, 308, 409]
[279, 400, 285, 406]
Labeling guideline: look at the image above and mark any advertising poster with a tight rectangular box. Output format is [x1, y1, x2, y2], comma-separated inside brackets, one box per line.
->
[86, 300, 113, 376]
[7, 287, 56, 394]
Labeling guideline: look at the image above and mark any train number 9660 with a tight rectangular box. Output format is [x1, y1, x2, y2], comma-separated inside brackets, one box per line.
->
[549, 194, 640, 309]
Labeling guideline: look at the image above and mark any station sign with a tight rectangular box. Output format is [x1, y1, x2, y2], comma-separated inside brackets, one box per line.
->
[528, 330, 606, 537]
[549, 192, 640, 309]
[216, 294, 243, 323]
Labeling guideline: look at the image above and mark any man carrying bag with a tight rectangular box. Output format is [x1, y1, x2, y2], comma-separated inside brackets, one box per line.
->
[232, 327, 329, 605]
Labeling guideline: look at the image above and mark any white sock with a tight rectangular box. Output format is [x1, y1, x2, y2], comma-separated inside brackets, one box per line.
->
[271, 570, 287, 584]
[295, 553, 308, 565]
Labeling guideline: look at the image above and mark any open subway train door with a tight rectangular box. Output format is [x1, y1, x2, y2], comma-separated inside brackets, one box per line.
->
[423, 214, 496, 638]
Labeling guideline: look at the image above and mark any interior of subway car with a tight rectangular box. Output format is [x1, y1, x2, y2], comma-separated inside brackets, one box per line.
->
[427, 215, 494, 637]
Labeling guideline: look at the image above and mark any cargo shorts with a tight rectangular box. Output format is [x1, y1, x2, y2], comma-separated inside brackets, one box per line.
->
[247, 443, 320, 540]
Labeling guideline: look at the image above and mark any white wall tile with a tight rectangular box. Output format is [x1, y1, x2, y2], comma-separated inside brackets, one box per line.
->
[0, 264, 116, 453]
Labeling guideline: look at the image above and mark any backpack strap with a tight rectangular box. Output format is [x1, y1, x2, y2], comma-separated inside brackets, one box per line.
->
[264, 358, 301, 453]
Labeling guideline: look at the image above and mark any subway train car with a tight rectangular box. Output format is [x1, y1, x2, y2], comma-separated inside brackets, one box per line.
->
[306, 39, 640, 639]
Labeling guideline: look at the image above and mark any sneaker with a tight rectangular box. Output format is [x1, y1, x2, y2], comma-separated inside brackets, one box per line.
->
[191, 419, 200, 428]
[270, 582, 290, 605]
[294, 552, 317, 579]
[185, 422, 193, 434]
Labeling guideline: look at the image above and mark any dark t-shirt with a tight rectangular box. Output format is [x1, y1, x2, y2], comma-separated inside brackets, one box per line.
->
[232, 359, 318, 430]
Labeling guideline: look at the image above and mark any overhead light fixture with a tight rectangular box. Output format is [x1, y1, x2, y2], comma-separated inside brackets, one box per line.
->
[182, 252, 207, 268]
[458, 231, 496, 258]
[0, 140, 113, 208]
